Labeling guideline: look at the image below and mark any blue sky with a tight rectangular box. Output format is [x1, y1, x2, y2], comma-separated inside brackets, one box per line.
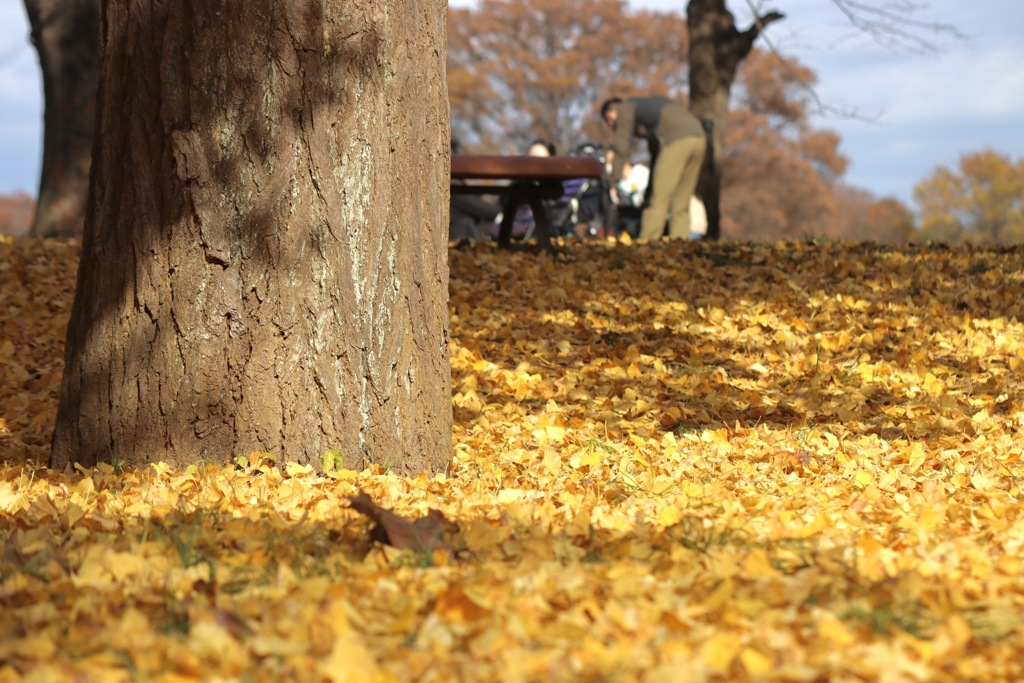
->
[3, 0, 1022, 207]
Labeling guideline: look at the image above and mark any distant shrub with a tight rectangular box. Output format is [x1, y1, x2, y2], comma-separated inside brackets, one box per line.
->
[0, 192, 36, 236]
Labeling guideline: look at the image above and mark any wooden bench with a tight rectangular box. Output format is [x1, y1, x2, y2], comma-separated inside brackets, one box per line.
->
[451, 154, 605, 249]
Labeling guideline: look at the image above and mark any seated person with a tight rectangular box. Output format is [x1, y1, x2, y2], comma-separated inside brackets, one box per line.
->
[449, 138, 500, 241]
[450, 192, 500, 241]
[489, 138, 561, 240]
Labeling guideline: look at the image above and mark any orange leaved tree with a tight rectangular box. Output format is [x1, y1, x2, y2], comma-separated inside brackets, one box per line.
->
[448, 0, 689, 155]
[915, 150, 1024, 245]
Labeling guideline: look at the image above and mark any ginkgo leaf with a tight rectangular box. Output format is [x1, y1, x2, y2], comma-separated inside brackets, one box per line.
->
[4, 237, 1024, 681]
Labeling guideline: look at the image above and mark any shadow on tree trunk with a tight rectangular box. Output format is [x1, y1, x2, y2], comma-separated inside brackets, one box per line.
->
[49, 0, 453, 477]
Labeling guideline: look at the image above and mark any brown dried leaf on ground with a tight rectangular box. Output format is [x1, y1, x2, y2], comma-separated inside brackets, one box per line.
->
[348, 490, 455, 553]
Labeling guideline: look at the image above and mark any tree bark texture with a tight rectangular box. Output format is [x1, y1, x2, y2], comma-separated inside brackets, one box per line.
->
[24, 0, 100, 237]
[687, 0, 782, 240]
[50, 0, 452, 475]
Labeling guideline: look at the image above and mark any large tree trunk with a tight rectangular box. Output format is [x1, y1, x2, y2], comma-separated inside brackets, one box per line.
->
[24, 0, 99, 237]
[50, 0, 452, 476]
[687, 0, 782, 240]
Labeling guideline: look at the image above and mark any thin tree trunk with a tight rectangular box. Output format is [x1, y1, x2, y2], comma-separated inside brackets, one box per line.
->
[24, 0, 99, 237]
[50, 0, 452, 476]
[687, 0, 783, 240]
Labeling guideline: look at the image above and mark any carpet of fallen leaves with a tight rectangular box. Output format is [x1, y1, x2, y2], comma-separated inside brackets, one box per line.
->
[2, 235, 1024, 682]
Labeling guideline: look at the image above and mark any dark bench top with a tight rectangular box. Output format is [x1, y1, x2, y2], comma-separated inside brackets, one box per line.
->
[451, 154, 604, 182]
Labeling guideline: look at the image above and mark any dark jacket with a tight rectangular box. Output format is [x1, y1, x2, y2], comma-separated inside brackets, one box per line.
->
[609, 96, 704, 183]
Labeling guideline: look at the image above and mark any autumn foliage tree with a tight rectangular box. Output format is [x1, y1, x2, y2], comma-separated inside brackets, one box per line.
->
[914, 150, 1024, 245]
[827, 187, 916, 243]
[447, 0, 901, 243]
[720, 49, 847, 241]
[448, 0, 995, 243]
[723, 47, 915, 243]
[448, 0, 689, 155]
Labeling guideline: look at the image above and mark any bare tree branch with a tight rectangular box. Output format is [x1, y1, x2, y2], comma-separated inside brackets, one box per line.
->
[737, 0, 861, 119]
[828, 0, 969, 51]
[737, 0, 964, 119]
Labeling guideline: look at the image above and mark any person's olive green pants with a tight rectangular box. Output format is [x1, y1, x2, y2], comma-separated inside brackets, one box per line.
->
[639, 134, 707, 240]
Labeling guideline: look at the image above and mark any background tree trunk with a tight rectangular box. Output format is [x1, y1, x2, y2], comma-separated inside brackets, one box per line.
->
[687, 0, 782, 240]
[23, 0, 99, 237]
[686, 0, 725, 241]
[50, 0, 452, 475]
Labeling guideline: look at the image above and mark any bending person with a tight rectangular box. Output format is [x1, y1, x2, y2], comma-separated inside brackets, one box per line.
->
[600, 96, 706, 240]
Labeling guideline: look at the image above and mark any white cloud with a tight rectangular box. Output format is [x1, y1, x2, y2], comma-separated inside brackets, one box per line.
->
[808, 47, 1024, 125]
